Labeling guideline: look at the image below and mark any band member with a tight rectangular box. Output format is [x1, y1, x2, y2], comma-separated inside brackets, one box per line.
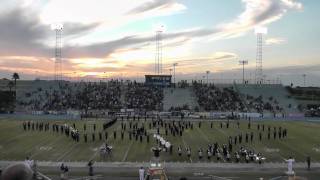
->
[92, 133, 95, 142]
[178, 146, 182, 156]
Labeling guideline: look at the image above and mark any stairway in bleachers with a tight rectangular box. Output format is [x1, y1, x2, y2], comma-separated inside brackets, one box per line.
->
[163, 87, 199, 111]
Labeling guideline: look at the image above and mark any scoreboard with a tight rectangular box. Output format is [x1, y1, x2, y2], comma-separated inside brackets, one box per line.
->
[145, 75, 172, 87]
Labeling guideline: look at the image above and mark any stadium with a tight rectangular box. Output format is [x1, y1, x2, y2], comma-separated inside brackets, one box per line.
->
[1, 78, 320, 179]
[1, 0, 320, 180]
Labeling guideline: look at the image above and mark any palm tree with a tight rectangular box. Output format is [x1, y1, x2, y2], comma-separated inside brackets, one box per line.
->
[7, 81, 14, 92]
[12, 72, 20, 87]
[12, 72, 20, 95]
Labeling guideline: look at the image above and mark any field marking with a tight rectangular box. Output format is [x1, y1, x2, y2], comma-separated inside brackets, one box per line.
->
[269, 176, 286, 180]
[212, 125, 228, 137]
[181, 137, 192, 163]
[208, 175, 234, 180]
[1, 131, 51, 158]
[88, 146, 101, 161]
[68, 175, 103, 180]
[277, 139, 307, 157]
[30, 135, 65, 158]
[122, 141, 133, 162]
[2, 132, 31, 145]
[195, 127, 210, 143]
[56, 143, 79, 162]
[24, 132, 58, 155]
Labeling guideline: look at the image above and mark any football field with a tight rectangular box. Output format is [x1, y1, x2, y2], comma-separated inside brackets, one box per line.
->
[0, 117, 319, 163]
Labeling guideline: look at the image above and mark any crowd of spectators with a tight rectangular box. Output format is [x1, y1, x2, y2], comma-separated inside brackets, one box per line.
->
[193, 82, 245, 112]
[125, 82, 163, 111]
[18, 80, 165, 112]
[17, 80, 288, 114]
[18, 80, 122, 112]
[244, 95, 283, 114]
[301, 104, 320, 117]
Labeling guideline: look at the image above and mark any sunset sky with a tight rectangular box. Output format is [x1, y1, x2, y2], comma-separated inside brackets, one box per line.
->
[0, 0, 319, 85]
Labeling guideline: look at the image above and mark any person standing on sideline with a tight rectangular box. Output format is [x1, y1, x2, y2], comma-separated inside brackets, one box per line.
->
[60, 163, 65, 180]
[139, 167, 145, 180]
[307, 156, 311, 170]
[88, 160, 94, 177]
[285, 157, 295, 174]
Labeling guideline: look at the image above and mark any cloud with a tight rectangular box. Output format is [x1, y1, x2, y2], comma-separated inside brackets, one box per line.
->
[63, 22, 101, 37]
[60, 0, 302, 58]
[169, 52, 238, 68]
[0, 0, 304, 79]
[265, 37, 287, 45]
[117, 52, 238, 74]
[128, 0, 185, 14]
[40, 0, 186, 26]
[0, 8, 48, 54]
[214, 0, 302, 39]
[0, 7, 103, 57]
[0, 0, 302, 59]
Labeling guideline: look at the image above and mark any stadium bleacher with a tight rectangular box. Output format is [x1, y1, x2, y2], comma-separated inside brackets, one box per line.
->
[0, 79, 305, 115]
[235, 84, 299, 113]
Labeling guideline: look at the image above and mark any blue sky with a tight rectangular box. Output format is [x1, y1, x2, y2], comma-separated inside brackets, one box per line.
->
[0, 0, 319, 86]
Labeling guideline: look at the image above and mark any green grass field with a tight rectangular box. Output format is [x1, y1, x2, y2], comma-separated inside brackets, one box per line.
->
[0, 117, 319, 163]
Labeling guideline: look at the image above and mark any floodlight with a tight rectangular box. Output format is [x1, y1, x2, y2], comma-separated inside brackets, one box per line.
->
[255, 26, 268, 34]
[51, 23, 63, 30]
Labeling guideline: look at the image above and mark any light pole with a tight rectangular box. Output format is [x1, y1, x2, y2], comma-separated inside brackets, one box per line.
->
[103, 72, 107, 82]
[173, 63, 178, 86]
[73, 72, 76, 82]
[239, 60, 248, 84]
[206, 71, 210, 84]
[302, 74, 306, 87]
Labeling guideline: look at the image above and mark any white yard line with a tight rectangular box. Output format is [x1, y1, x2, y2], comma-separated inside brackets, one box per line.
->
[212, 125, 229, 137]
[121, 141, 133, 162]
[181, 137, 192, 163]
[195, 127, 210, 143]
[88, 148, 100, 162]
[56, 143, 79, 162]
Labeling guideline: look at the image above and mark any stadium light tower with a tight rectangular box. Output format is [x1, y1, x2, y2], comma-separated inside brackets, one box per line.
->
[155, 25, 165, 75]
[51, 23, 63, 81]
[206, 70, 210, 84]
[173, 63, 178, 85]
[239, 60, 248, 84]
[255, 27, 267, 84]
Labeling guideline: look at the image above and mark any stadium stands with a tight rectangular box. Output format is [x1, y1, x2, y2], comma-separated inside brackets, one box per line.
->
[235, 84, 299, 113]
[125, 82, 163, 111]
[0, 79, 304, 115]
[192, 82, 246, 112]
